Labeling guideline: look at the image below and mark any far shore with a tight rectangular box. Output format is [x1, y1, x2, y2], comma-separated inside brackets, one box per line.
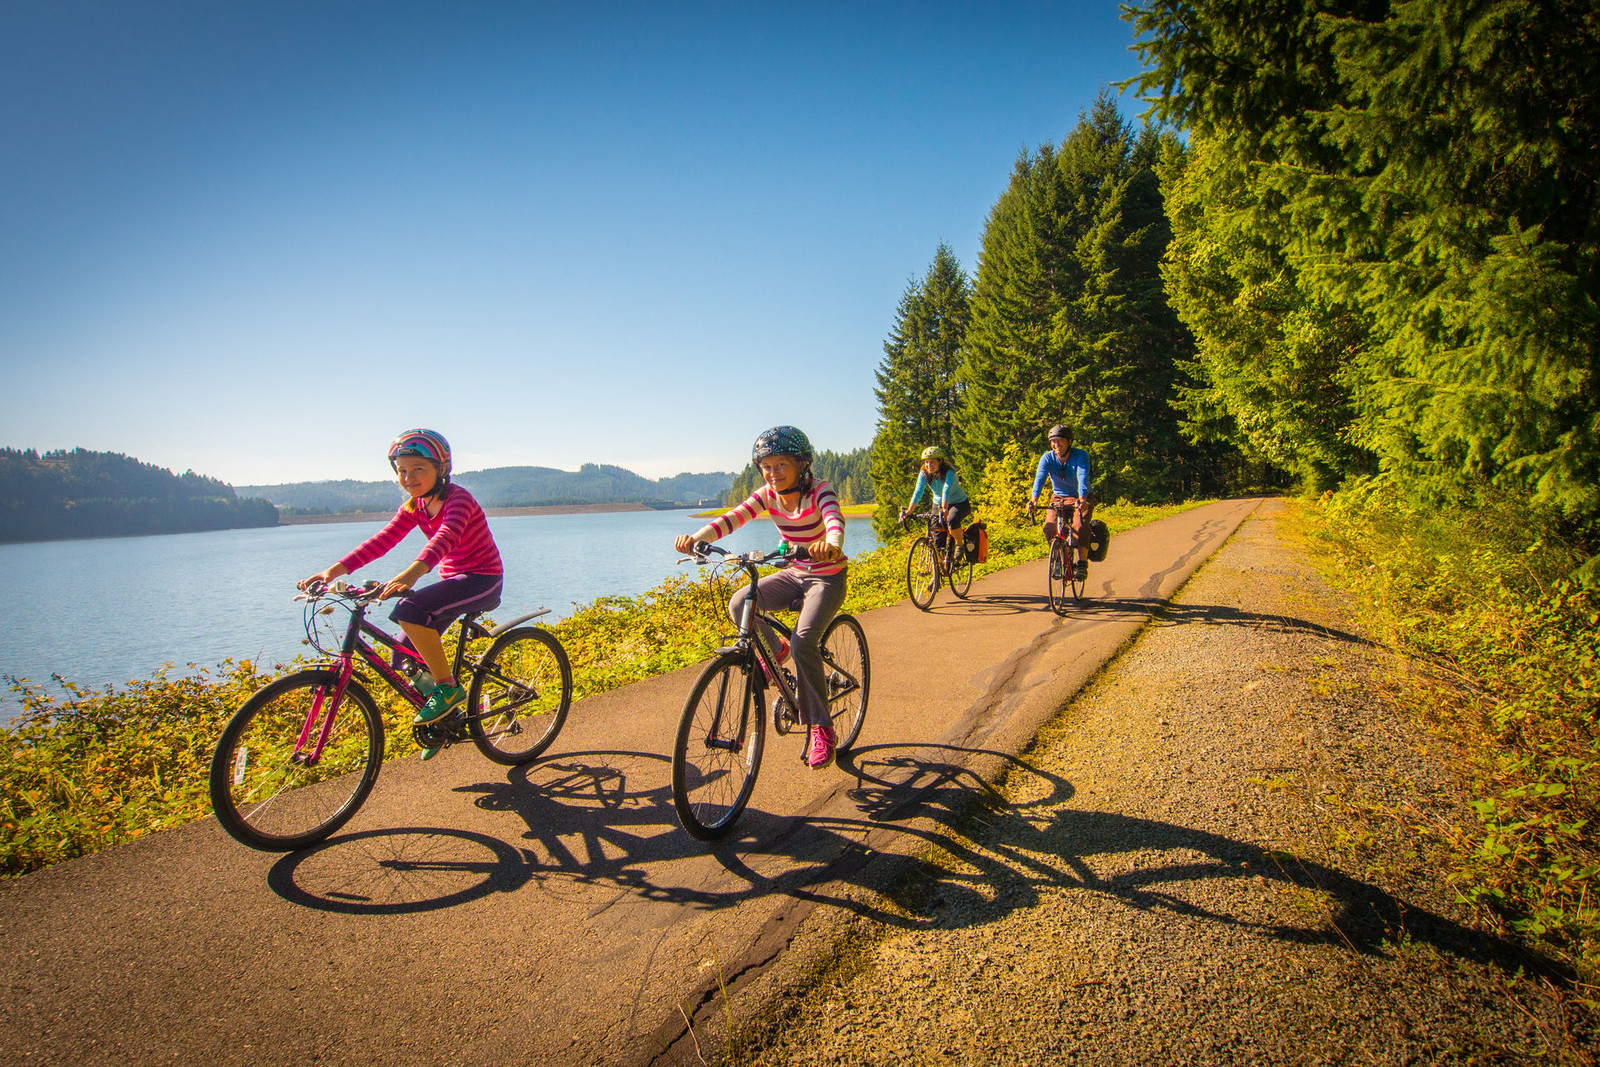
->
[689, 503, 877, 519]
[279, 502, 700, 525]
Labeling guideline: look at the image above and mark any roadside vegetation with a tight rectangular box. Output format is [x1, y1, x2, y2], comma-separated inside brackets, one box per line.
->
[0, 497, 1194, 878]
[1305, 479, 1599, 989]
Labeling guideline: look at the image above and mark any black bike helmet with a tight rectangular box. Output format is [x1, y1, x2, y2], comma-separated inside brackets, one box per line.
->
[1047, 423, 1072, 442]
[752, 425, 814, 465]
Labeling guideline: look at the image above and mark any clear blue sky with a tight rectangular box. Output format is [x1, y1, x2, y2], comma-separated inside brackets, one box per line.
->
[1, 2, 1148, 485]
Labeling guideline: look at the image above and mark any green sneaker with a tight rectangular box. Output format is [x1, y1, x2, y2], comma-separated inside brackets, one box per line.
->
[419, 744, 443, 761]
[414, 682, 465, 724]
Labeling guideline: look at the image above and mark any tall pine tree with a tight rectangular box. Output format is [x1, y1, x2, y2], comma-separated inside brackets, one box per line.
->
[869, 244, 971, 537]
[959, 93, 1194, 501]
[1129, 0, 1600, 535]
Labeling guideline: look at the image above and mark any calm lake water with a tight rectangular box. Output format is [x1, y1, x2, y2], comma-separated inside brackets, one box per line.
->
[0, 508, 878, 712]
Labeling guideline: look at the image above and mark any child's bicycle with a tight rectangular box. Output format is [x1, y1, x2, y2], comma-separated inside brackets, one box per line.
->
[1028, 496, 1090, 613]
[901, 508, 974, 610]
[208, 580, 573, 851]
[671, 543, 871, 840]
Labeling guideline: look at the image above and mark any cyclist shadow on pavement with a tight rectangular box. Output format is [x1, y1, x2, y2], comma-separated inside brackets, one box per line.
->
[266, 740, 1545, 983]
[790, 741, 1550, 980]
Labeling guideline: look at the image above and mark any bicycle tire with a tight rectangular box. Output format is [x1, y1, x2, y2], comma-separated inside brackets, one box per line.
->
[1070, 553, 1088, 602]
[466, 626, 573, 765]
[209, 668, 384, 852]
[672, 654, 766, 840]
[820, 613, 870, 751]
[949, 549, 974, 599]
[907, 537, 939, 611]
[1047, 540, 1072, 616]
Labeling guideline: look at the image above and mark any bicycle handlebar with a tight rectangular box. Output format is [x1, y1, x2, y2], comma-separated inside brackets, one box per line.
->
[296, 579, 383, 604]
[685, 541, 811, 567]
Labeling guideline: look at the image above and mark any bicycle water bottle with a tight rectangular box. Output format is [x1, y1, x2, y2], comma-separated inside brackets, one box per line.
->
[414, 671, 437, 696]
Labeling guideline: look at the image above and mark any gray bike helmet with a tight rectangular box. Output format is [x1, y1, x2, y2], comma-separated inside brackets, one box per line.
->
[752, 425, 814, 465]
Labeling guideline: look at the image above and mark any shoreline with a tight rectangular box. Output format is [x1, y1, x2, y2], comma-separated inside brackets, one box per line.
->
[279, 502, 697, 525]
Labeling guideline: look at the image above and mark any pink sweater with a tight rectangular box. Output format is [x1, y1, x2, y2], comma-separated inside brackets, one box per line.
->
[339, 485, 503, 578]
[694, 481, 846, 576]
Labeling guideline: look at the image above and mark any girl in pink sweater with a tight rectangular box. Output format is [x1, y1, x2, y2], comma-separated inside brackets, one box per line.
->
[300, 429, 503, 758]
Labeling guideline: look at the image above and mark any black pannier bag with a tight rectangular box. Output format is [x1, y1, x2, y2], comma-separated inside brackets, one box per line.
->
[1087, 519, 1110, 563]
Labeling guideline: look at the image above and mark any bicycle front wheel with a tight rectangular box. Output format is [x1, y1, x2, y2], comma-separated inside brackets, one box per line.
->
[467, 626, 573, 765]
[209, 669, 384, 851]
[821, 613, 870, 751]
[1047, 540, 1072, 616]
[672, 655, 766, 840]
[907, 537, 938, 611]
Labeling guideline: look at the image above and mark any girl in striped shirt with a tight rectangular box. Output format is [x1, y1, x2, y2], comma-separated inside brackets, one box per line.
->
[299, 429, 503, 759]
[674, 425, 848, 769]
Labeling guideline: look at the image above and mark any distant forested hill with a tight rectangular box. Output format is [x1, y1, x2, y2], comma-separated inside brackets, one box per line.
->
[239, 464, 735, 513]
[0, 448, 279, 543]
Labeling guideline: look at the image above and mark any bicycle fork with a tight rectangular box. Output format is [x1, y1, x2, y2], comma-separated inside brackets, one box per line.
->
[290, 661, 354, 767]
[703, 661, 753, 754]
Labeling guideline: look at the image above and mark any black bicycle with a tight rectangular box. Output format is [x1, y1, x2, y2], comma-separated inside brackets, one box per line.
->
[671, 544, 871, 840]
[209, 580, 572, 851]
[901, 507, 974, 610]
[1028, 496, 1089, 613]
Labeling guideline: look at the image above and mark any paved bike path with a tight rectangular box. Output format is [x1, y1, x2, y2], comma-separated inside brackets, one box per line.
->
[0, 498, 1261, 1067]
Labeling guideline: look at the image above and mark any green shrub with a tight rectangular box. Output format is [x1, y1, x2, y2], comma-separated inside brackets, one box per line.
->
[1311, 476, 1600, 975]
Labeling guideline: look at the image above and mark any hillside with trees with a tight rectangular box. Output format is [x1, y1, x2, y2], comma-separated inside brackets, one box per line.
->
[241, 465, 735, 514]
[723, 448, 872, 507]
[0, 448, 279, 543]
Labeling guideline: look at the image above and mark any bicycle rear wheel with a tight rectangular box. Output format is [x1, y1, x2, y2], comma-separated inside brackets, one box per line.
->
[209, 669, 384, 851]
[1069, 549, 1088, 602]
[949, 548, 974, 599]
[467, 626, 573, 765]
[672, 655, 766, 840]
[907, 537, 938, 611]
[1047, 540, 1072, 616]
[821, 613, 870, 751]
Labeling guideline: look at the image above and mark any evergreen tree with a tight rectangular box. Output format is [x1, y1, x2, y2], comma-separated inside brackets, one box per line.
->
[1129, 0, 1600, 536]
[868, 243, 971, 537]
[958, 92, 1196, 501]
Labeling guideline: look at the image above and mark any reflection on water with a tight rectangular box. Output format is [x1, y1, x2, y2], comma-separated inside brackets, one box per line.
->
[0, 508, 877, 707]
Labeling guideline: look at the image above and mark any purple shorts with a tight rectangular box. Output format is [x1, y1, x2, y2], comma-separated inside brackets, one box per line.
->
[390, 572, 504, 632]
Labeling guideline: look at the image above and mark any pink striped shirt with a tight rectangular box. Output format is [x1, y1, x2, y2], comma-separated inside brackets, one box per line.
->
[339, 485, 503, 578]
[695, 481, 847, 576]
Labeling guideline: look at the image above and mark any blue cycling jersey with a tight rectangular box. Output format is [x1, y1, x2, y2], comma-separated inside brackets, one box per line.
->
[908, 468, 969, 509]
[1031, 447, 1092, 499]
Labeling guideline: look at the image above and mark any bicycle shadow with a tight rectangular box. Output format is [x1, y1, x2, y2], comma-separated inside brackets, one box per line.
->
[265, 739, 1542, 985]
[967, 591, 1373, 647]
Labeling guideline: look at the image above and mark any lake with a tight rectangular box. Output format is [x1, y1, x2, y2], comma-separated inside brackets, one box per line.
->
[0, 508, 879, 712]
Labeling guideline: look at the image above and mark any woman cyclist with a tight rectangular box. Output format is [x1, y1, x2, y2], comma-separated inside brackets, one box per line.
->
[673, 426, 848, 769]
[898, 445, 971, 567]
[299, 428, 504, 760]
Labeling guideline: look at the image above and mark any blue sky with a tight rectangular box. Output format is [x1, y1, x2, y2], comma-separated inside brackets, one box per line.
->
[1, 2, 1148, 484]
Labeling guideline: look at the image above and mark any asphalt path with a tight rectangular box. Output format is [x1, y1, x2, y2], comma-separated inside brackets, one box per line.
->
[1, 498, 1261, 1067]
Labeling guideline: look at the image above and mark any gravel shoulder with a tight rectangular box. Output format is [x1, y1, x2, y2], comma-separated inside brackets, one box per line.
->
[707, 500, 1582, 1066]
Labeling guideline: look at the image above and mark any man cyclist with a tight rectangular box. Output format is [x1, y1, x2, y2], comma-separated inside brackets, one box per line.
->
[1025, 424, 1094, 582]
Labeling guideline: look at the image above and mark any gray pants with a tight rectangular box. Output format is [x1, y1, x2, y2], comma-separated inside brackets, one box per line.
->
[728, 567, 848, 728]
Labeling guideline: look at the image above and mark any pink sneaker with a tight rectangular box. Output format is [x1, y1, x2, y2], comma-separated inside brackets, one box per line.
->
[805, 725, 837, 769]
